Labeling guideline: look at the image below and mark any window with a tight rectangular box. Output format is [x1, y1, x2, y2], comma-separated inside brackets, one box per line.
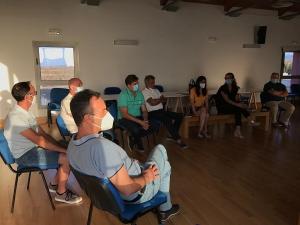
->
[281, 50, 300, 92]
[33, 42, 79, 107]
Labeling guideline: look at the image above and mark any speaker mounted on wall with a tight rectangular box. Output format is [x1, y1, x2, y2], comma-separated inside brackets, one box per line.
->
[254, 26, 267, 44]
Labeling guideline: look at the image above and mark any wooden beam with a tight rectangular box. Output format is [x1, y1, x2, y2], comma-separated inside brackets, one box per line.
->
[225, 2, 254, 17]
[278, 6, 294, 17]
[279, 12, 300, 20]
[224, 0, 236, 12]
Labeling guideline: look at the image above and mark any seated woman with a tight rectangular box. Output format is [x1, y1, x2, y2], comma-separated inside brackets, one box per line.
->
[189, 76, 210, 138]
[216, 72, 258, 138]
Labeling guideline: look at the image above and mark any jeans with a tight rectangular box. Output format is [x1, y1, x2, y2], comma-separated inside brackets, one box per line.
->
[218, 104, 249, 126]
[148, 109, 183, 140]
[118, 117, 156, 148]
[15, 147, 59, 168]
[136, 144, 172, 211]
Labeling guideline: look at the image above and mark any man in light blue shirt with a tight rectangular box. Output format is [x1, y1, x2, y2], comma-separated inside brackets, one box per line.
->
[68, 89, 180, 222]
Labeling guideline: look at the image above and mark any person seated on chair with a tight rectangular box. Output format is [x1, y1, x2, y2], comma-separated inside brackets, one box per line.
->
[67, 89, 180, 222]
[60, 78, 83, 134]
[117, 74, 156, 152]
[4, 81, 82, 204]
[142, 75, 187, 149]
[189, 75, 210, 139]
[216, 73, 259, 138]
[261, 72, 295, 128]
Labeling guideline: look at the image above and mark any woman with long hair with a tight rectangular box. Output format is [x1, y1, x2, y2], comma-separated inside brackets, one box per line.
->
[189, 76, 210, 138]
[216, 72, 258, 138]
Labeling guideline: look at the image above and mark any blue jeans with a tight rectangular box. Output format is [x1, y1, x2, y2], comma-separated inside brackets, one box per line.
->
[15, 147, 59, 169]
[136, 144, 172, 211]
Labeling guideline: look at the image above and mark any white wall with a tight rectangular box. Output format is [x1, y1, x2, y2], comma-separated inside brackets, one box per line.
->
[1, 0, 300, 118]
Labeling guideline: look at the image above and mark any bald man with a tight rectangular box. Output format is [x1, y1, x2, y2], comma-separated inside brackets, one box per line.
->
[60, 78, 83, 134]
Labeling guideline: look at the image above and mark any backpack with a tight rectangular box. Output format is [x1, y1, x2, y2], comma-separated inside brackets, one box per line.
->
[188, 79, 196, 94]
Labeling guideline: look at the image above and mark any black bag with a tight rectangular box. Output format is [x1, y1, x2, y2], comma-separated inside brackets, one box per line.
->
[188, 79, 196, 94]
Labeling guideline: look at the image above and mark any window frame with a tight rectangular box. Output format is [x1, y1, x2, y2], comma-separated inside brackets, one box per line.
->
[32, 41, 80, 108]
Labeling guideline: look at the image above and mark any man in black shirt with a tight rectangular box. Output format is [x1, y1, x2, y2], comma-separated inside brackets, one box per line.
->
[261, 72, 295, 127]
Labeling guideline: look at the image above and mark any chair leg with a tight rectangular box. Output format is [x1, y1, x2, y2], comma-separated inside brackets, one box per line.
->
[11, 173, 20, 213]
[27, 172, 31, 190]
[39, 171, 55, 210]
[47, 109, 52, 127]
[87, 201, 93, 225]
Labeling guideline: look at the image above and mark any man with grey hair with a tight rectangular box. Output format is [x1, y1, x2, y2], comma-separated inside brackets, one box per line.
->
[60, 78, 83, 134]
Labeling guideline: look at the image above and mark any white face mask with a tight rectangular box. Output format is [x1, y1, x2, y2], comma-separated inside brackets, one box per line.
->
[76, 86, 84, 93]
[92, 112, 114, 131]
[200, 83, 206, 89]
[26, 95, 36, 106]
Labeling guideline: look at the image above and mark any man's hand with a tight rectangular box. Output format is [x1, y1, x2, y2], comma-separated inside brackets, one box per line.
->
[140, 120, 149, 130]
[142, 164, 159, 184]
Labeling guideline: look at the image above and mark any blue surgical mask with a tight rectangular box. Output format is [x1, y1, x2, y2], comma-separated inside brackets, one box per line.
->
[200, 83, 206, 89]
[76, 86, 84, 93]
[271, 79, 279, 84]
[225, 79, 232, 85]
[133, 84, 139, 92]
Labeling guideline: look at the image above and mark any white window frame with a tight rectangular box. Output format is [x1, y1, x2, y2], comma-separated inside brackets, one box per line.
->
[32, 41, 80, 108]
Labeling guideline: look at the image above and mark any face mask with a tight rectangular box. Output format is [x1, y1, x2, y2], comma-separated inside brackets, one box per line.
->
[200, 83, 206, 89]
[133, 84, 139, 92]
[26, 95, 36, 106]
[225, 79, 232, 85]
[76, 86, 84, 93]
[92, 112, 114, 131]
[271, 79, 279, 84]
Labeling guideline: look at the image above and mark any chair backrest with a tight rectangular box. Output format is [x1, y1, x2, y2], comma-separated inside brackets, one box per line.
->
[70, 166, 124, 217]
[56, 115, 71, 138]
[104, 87, 121, 95]
[291, 84, 300, 94]
[154, 85, 164, 93]
[107, 101, 118, 121]
[0, 130, 15, 165]
[50, 88, 69, 104]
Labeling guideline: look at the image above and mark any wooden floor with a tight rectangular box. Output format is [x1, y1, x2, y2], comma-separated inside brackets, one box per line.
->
[1, 108, 300, 225]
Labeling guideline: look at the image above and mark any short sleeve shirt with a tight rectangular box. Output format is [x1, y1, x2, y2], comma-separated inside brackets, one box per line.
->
[60, 93, 78, 134]
[216, 84, 239, 106]
[142, 88, 163, 112]
[4, 105, 37, 159]
[117, 88, 145, 119]
[262, 81, 286, 102]
[67, 133, 141, 179]
[189, 87, 207, 107]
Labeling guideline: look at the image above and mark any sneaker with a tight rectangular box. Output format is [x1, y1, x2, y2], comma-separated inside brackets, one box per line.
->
[55, 189, 82, 204]
[49, 183, 58, 193]
[201, 132, 211, 139]
[234, 130, 244, 139]
[166, 136, 176, 142]
[159, 204, 180, 222]
[249, 120, 260, 127]
[272, 122, 283, 128]
[178, 141, 188, 149]
[197, 133, 204, 138]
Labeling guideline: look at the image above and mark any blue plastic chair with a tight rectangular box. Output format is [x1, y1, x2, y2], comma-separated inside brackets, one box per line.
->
[56, 114, 71, 141]
[154, 85, 164, 93]
[104, 87, 122, 95]
[0, 130, 58, 213]
[71, 166, 167, 225]
[47, 88, 69, 127]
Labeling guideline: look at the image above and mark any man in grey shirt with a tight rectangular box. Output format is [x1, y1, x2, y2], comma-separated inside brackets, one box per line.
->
[67, 89, 180, 222]
[4, 81, 82, 204]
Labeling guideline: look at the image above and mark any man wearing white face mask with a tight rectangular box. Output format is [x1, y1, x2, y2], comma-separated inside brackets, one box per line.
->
[142, 75, 188, 149]
[68, 89, 180, 222]
[261, 72, 295, 128]
[117, 74, 156, 152]
[4, 81, 82, 204]
[60, 78, 83, 134]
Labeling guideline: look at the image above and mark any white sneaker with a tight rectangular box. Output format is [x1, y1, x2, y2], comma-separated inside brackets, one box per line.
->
[55, 190, 82, 204]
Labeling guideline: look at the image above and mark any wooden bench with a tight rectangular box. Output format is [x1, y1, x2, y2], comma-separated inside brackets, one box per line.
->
[180, 111, 270, 139]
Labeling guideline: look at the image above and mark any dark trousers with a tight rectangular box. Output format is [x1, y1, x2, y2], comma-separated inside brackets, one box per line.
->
[218, 104, 249, 126]
[118, 117, 156, 148]
[148, 109, 183, 140]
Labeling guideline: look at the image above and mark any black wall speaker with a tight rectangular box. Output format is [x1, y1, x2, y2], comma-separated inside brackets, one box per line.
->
[254, 26, 267, 44]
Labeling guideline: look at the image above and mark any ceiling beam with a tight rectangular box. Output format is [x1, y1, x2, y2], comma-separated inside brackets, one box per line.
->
[279, 11, 300, 20]
[225, 2, 255, 17]
[224, 0, 237, 12]
[278, 6, 295, 17]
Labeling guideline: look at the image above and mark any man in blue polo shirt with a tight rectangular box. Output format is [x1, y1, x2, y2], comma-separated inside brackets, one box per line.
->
[117, 74, 156, 151]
